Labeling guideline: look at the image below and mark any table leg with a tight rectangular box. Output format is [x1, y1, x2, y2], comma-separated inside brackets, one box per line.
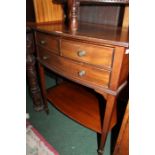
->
[26, 53, 44, 111]
[38, 63, 49, 114]
[98, 94, 117, 155]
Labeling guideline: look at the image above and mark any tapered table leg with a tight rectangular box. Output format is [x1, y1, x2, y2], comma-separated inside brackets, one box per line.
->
[98, 94, 117, 155]
[38, 63, 49, 114]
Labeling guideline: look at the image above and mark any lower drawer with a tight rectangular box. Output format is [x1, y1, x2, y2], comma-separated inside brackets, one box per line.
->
[37, 47, 111, 88]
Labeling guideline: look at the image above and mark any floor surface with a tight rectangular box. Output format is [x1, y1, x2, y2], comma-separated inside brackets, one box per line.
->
[26, 73, 111, 155]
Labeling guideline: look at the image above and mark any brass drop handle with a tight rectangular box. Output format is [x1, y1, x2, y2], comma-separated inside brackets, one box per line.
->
[77, 50, 86, 57]
[40, 40, 46, 45]
[42, 55, 49, 60]
[78, 70, 86, 77]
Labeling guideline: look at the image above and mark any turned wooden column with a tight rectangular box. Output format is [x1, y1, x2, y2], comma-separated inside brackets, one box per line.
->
[67, 0, 80, 31]
[26, 27, 44, 111]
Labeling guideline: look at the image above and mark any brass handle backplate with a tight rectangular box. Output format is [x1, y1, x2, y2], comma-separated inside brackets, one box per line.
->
[78, 70, 86, 77]
[77, 50, 86, 57]
[42, 55, 49, 60]
[40, 40, 46, 45]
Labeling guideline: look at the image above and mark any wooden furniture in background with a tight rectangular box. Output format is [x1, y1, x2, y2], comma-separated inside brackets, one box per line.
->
[26, 27, 44, 111]
[33, 0, 64, 23]
[79, 4, 125, 26]
[65, 0, 129, 31]
[122, 6, 129, 28]
[113, 102, 129, 155]
[26, 0, 36, 22]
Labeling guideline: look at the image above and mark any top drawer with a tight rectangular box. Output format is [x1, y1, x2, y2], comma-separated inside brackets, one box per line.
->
[35, 32, 59, 54]
[61, 39, 114, 68]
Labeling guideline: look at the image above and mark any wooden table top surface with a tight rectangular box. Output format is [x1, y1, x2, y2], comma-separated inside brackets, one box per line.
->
[28, 22, 129, 47]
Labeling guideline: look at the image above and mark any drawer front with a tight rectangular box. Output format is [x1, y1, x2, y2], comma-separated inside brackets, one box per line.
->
[35, 32, 59, 54]
[61, 39, 114, 68]
[38, 47, 110, 88]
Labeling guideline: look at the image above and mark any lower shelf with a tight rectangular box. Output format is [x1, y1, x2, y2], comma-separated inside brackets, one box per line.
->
[47, 82, 116, 133]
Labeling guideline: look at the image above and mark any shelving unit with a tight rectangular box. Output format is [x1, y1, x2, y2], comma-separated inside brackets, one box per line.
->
[60, 0, 129, 31]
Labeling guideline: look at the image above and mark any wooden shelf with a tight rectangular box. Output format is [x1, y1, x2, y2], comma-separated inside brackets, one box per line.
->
[55, 0, 129, 4]
[33, 22, 129, 47]
[78, 0, 129, 4]
[47, 81, 102, 133]
[47, 81, 116, 133]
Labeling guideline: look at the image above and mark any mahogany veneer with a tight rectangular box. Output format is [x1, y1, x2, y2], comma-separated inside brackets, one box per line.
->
[27, 0, 129, 154]
[37, 47, 111, 88]
[61, 39, 114, 69]
[47, 82, 117, 133]
[35, 32, 59, 54]
[31, 7, 129, 154]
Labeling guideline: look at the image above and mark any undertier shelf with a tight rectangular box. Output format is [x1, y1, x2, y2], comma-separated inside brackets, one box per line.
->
[47, 82, 116, 133]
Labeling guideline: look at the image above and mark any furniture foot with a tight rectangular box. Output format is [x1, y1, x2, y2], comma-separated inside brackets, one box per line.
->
[45, 108, 50, 115]
[38, 63, 49, 112]
[34, 104, 44, 112]
[98, 94, 117, 155]
[97, 149, 104, 155]
[56, 76, 64, 85]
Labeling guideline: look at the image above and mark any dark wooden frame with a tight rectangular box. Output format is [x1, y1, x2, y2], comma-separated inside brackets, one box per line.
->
[26, 27, 44, 111]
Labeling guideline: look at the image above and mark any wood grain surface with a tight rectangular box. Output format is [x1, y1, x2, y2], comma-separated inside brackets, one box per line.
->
[33, 0, 64, 23]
